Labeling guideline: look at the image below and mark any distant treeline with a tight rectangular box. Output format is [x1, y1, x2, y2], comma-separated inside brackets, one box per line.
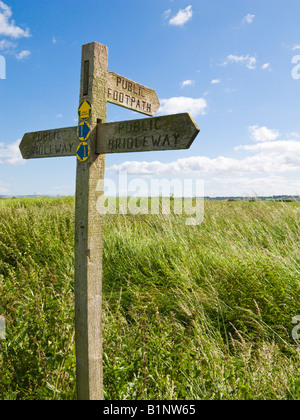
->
[205, 195, 300, 202]
[1, 195, 299, 202]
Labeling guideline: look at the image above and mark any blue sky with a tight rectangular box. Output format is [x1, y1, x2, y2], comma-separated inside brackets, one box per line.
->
[1, 0, 300, 197]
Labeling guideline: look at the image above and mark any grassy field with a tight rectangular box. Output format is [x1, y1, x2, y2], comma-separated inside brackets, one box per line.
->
[0, 196, 299, 400]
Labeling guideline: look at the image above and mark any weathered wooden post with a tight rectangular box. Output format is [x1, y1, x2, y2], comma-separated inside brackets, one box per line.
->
[19, 41, 200, 400]
[74, 42, 108, 401]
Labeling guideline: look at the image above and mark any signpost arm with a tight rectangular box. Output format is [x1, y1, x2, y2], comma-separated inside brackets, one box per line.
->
[74, 42, 108, 400]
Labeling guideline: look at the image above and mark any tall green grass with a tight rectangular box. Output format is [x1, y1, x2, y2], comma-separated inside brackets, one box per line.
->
[0, 197, 299, 400]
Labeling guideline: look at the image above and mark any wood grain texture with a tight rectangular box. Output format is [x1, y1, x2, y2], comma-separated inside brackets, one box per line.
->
[19, 126, 78, 159]
[96, 113, 200, 154]
[107, 71, 160, 116]
[74, 42, 107, 401]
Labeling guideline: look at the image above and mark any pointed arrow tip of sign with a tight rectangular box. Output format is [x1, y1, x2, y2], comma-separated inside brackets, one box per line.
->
[186, 113, 200, 149]
[19, 134, 29, 159]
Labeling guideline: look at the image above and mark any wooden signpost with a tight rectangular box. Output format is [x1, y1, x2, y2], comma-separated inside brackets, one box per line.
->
[19, 42, 200, 400]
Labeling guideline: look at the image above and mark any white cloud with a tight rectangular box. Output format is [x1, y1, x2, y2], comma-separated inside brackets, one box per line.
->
[243, 14, 255, 24]
[0, 1, 30, 38]
[181, 79, 194, 88]
[163, 9, 172, 20]
[56, 114, 63, 118]
[0, 39, 16, 52]
[169, 5, 193, 27]
[108, 145, 300, 177]
[211, 78, 221, 84]
[262, 62, 271, 71]
[222, 54, 257, 70]
[236, 140, 300, 154]
[289, 131, 300, 139]
[0, 140, 24, 165]
[248, 125, 280, 142]
[15, 50, 31, 60]
[157, 97, 207, 117]
[292, 44, 300, 51]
